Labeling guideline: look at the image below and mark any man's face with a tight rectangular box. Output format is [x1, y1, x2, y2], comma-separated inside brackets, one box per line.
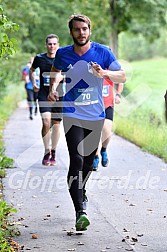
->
[70, 20, 91, 46]
[46, 38, 59, 55]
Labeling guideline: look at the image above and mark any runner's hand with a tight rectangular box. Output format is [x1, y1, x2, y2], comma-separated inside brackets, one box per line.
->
[90, 62, 104, 78]
[33, 84, 40, 92]
[48, 91, 59, 102]
[115, 95, 121, 104]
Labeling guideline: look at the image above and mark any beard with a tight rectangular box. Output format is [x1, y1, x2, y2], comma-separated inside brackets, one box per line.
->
[72, 35, 90, 47]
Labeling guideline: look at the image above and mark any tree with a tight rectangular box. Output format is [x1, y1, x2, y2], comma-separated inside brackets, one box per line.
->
[67, 0, 167, 57]
[109, 0, 167, 56]
[1, 0, 42, 53]
[0, 5, 19, 58]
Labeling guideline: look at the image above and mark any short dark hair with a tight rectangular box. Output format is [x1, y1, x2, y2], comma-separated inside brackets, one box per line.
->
[68, 14, 91, 31]
[45, 34, 59, 44]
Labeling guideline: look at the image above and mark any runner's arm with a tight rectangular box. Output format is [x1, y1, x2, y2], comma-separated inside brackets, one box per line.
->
[48, 65, 63, 102]
[90, 62, 126, 83]
[115, 83, 124, 104]
[30, 67, 39, 92]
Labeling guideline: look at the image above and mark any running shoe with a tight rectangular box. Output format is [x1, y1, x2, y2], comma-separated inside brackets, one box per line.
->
[75, 211, 90, 231]
[50, 150, 56, 166]
[93, 155, 99, 171]
[83, 191, 88, 210]
[100, 150, 109, 167]
[42, 152, 50, 166]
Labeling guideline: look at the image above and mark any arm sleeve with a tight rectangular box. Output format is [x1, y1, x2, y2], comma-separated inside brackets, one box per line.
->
[105, 48, 121, 71]
[31, 56, 39, 70]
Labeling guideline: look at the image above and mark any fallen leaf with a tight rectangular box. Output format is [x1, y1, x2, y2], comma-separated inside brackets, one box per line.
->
[32, 234, 38, 239]
[125, 236, 130, 239]
[67, 249, 76, 251]
[129, 203, 136, 206]
[123, 228, 129, 232]
[11, 240, 21, 250]
[67, 231, 75, 236]
[10, 221, 22, 225]
[131, 237, 138, 242]
[125, 249, 133, 251]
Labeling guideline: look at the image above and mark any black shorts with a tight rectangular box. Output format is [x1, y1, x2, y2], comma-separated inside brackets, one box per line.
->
[105, 106, 114, 121]
[38, 98, 63, 121]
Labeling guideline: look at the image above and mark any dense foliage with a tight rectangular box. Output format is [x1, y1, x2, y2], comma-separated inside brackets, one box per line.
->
[1, 0, 167, 55]
[0, 0, 166, 96]
[0, 5, 19, 58]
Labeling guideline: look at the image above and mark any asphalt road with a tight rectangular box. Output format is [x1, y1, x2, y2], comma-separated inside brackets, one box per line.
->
[3, 101, 167, 252]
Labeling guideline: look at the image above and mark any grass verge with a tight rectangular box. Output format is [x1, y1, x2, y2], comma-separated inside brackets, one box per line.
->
[0, 82, 24, 251]
[115, 57, 167, 162]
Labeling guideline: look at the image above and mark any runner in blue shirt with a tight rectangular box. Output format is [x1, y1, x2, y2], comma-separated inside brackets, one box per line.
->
[48, 14, 126, 231]
[22, 57, 38, 120]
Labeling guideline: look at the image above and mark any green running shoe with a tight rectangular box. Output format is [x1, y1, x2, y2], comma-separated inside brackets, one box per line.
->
[75, 211, 90, 231]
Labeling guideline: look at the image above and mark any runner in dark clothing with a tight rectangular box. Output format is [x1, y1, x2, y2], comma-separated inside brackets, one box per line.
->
[30, 34, 62, 166]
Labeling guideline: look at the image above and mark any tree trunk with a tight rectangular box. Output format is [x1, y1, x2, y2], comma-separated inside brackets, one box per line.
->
[109, 0, 119, 58]
[164, 90, 167, 123]
[110, 29, 118, 58]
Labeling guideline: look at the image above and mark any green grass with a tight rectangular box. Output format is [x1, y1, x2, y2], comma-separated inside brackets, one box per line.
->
[0, 200, 18, 252]
[115, 57, 167, 162]
[123, 57, 167, 114]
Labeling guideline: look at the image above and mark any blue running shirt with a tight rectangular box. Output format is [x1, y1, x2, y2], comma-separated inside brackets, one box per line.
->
[54, 42, 121, 121]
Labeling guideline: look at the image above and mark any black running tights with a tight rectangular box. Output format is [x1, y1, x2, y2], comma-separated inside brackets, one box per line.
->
[63, 117, 104, 212]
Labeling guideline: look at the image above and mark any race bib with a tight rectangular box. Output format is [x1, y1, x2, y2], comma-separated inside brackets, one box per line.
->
[74, 87, 98, 105]
[43, 74, 50, 86]
[102, 85, 109, 97]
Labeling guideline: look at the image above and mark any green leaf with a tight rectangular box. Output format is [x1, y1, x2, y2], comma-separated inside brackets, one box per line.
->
[2, 34, 8, 42]
[10, 37, 17, 43]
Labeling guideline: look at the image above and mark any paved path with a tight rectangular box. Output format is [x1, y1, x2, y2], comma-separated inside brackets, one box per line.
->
[3, 101, 167, 252]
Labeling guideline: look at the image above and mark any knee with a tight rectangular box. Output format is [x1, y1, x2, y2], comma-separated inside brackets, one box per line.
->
[42, 119, 51, 132]
[69, 154, 83, 173]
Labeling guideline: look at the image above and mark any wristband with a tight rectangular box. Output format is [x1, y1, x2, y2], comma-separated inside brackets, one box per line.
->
[116, 93, 121, 98]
